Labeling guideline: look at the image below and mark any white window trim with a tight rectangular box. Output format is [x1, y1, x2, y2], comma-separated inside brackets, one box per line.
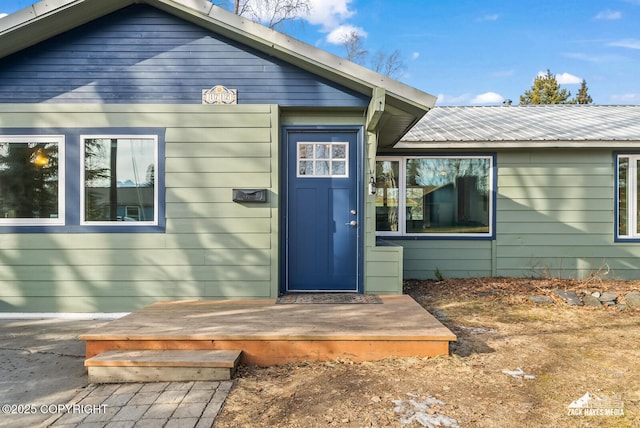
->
[617, 154, 638, 239]
[0, 135, 65, 226]
[80, 135, 158, 226]
[296, 141, 349, 178]
[376, 155, 494, 238]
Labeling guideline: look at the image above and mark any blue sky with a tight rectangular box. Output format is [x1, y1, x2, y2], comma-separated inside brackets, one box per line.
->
[2, 0, 640, 105]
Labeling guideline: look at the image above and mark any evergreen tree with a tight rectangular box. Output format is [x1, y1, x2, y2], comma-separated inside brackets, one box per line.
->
[519, 70, 573, 105]
[573, 79, 593, 104]
[0, 142, 58, 219]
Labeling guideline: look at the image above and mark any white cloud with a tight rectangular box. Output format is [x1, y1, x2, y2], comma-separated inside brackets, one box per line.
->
[471, 92, 504, 104]
[535, 71, 582, 84]
[477, 14, 499, 22]
[0, 13, 7, 19]
[555, 72, 582, 84]
[435, 93, 471, 105]
[594, 10, 622, 20]
[326, 24, 367, 45]
[411, 52, 420, 60]
[307, 0, 356, 31]
[611, 93, 640, 102]
[564, 52, 605, 63]
[609, 38, 640, 49]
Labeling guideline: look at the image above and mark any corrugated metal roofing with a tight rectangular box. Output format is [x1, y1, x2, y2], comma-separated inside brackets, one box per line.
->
[401, 105, 640, 144]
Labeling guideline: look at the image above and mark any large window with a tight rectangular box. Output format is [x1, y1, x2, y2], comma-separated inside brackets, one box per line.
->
[376, 155, 494, 237]
[0, 136, 65, 225]
[81, 136, 158, 225]
[616, 154, 640, 240]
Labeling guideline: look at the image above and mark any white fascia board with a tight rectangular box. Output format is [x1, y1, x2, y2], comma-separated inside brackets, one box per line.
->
[0, 0, 436, 114]
[394, 140, 640, 149]
[0, 0, 132, 33]
[0, 0, 134, 58]
[0, 0, 77, 32]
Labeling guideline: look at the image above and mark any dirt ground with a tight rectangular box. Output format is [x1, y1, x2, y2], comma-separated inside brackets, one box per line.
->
[214, 278, 640, 428]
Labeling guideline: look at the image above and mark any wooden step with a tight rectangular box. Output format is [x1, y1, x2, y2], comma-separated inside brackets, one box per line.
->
[85, 349, 242, 383]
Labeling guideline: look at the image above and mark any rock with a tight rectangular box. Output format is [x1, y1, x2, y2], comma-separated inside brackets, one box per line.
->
[555, 289, 583, 306]
[625, 293, 640, 309]
[616, 303, 627, 311]
[582, 295, 602, 307]
[599, 292, 618, 303]
[591, 291, 601, 298]
[528, 296, 554, 305]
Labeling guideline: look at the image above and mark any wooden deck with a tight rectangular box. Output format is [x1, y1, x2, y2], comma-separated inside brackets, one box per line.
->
[80, 295, 456, 367]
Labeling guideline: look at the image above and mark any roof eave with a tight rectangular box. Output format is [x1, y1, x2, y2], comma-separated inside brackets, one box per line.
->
[0, 0, 436, 134]
[0, 0, 134, 57]
[148, 0, 436, 114]
[394, 140, 640, 149]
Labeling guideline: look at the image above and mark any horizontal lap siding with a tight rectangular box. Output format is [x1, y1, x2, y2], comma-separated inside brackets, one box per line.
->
[495, 149, 633, 279]
[0, 5, 367, 107]
[401, 240, 493, 279]
[384, 148, 640, 280]
[0, 105, 278, 312]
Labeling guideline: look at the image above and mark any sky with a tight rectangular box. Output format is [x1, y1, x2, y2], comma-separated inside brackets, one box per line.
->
[2, 0, 640, 105]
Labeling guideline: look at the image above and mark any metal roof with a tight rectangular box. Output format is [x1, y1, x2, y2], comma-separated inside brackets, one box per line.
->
[398, 105, 640, 148]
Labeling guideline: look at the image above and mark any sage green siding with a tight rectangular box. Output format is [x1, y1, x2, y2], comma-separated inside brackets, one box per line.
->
[397, 148, 640, 280]
[496, 149, 618, 279]
[0, 104, 280, 312]
[0, 105, 407, 312]
[401, 240, 493, 279]
[364, 130, 403, 294]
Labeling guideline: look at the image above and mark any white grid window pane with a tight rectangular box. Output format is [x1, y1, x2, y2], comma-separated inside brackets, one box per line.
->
[297, 142, 348, 178]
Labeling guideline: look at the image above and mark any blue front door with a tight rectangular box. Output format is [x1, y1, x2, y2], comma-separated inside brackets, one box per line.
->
[285, 129, 360, 292]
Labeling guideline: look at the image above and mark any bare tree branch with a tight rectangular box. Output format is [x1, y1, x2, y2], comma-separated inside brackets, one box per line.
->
[216, 0, 309, 29]
[341, 31, 368, 65]
[342, 32, 405, 78]
[371, 49, 405, 79]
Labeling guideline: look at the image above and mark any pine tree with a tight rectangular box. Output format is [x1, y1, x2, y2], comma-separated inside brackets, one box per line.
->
[519, 70, 573, 105]
[573, 79, 593, 104]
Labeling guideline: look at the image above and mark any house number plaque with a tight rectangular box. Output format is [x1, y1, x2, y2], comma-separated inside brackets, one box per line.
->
[202, 85, 238, 105]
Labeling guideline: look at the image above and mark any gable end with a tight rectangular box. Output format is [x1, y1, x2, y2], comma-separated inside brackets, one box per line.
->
[0, 4, 368, 107]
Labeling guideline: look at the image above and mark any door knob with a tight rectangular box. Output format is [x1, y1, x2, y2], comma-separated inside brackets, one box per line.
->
[346, 220, 357, 227]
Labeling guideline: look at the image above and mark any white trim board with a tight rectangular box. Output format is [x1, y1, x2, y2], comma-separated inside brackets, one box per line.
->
[0, 312, 129, 320]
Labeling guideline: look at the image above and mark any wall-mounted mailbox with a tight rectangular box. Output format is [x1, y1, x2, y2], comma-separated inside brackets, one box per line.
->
[232, 189, 267, 203]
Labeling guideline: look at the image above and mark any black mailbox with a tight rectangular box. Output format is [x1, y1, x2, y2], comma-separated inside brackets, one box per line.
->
[232, 189, 267, 203]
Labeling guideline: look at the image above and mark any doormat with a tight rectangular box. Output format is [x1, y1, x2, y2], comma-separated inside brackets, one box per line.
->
[276, 293, 383, 304]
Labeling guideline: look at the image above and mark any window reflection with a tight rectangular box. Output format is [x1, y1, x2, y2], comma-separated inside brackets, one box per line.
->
[84, 137, 156, 223]
[0, 140, 60, 223]
[375, 160, 399, 231]
[297, 142, 348, 177]
[376, 156, 492, 236]
[406, 158, 490, 234]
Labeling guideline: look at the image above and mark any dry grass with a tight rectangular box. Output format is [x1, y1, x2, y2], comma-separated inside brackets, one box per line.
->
[215, 278, 640, 427]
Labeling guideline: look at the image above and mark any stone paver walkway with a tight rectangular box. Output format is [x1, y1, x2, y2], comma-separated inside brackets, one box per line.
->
[44, 380, 232, 427]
